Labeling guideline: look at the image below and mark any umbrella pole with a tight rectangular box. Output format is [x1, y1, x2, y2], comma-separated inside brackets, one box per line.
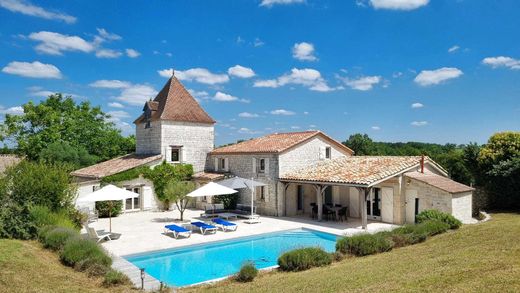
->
[251, 178, 254, 219]
[109, 201, 112, 233]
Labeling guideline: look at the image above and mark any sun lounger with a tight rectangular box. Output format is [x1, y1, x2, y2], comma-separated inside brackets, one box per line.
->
[164, 224, 192, 239]
[211, 218, 238, 232]
[87, 227, 112, 243]
[190, 221, 218, 235]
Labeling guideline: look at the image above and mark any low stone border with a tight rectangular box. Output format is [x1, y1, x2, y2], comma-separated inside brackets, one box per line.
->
[478, 211, 492, 223]
[111, 255, 163, 291]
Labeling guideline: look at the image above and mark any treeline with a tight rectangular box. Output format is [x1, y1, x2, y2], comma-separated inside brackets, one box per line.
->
[343, 133, 520, 211]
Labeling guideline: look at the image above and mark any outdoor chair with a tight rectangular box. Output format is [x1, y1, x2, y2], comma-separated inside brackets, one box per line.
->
[211, 218, 238, 232]
[164, 224, 192, 239]
[338, 207, 348, 222]
[191, 221, 218, 235]
[311, 204, 318, 219]
[87, 227, 112, 243]
[323, 205, 335, 221]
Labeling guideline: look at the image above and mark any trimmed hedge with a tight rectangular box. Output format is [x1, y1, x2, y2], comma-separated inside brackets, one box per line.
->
[416, 209, 462, 229]
[278, 247, 332, 272]
[60, 237, 112, 269]
[235, 262, 258, 282]
[336, 233, 394, 256]
[42, 226, 78, 251]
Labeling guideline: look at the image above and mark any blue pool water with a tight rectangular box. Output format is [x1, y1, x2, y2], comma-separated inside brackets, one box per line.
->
[125, 229, 338, 287]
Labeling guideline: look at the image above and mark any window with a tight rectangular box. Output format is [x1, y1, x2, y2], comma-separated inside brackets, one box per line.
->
[124, 187, 140, 211]
[325, 147, 331, 159]
[219, 158, 225, 170]
[144, 109, 152, 129]
[297, 185, 304, 211]
[258, 186, 266, 201]
[170, 148, 180, 163]
[259, 158, 265, 173]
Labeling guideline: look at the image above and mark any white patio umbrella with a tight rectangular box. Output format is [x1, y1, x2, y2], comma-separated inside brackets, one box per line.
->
[76, 184, 139, 232]
[186, 182, 238, 198]
[218, 177, 266, 222]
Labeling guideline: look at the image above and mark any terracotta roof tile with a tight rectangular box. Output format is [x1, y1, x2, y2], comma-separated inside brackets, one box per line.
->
[211, 131, 353, 155]
[192, 172, 226, 181]
[280, 156, 427, 186]
[405, 172, 474, 194]
[71, 154, 162, 179]
[134, 76, 215, 124]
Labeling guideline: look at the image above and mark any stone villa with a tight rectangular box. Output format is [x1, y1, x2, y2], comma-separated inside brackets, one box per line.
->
[72, 76, 474, 226]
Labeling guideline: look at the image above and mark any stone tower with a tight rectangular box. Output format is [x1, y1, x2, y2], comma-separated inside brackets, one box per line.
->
[134, 76, 215, 173]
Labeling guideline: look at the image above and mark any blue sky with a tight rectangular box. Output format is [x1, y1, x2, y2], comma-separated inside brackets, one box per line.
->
[0, 0, 518, 146]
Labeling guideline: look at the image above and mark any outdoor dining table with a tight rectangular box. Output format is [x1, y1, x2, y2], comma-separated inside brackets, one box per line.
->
[328, 206, 342, 221]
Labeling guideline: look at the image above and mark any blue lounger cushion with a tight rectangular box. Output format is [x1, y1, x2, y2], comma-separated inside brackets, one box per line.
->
[212, 218, 236, 226]
[191, 221, 216, 229]
[165, 224, 190, 233]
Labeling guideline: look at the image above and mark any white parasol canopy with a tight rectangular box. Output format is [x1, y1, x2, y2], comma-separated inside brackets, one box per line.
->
[186, 182, 238, 198]
[76, 184, 138, 232]
[218, 176, 266, 189]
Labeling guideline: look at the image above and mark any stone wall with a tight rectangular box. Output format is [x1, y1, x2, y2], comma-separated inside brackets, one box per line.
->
[135, 121, 162, 155]
[160, 121, 214, 173]
[278, 136, 351, 176]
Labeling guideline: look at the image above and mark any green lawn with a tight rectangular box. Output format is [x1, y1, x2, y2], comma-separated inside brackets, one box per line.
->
[0, 239, 136, 293]
[185, 213, 520, 293]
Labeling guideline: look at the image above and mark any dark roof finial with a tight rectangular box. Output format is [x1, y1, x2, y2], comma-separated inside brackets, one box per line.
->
[171, 68, 175, 77]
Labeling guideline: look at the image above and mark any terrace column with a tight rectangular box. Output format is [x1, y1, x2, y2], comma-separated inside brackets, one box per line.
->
[357, 187, 371, 230]
[315, 185, 323, 221]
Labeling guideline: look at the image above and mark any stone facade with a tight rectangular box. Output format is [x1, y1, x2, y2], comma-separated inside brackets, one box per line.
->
[136, 120, 214, 173]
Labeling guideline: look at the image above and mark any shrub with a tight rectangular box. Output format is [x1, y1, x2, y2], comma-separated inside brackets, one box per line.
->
[336, 233, 393, 256]
[415, 220, 450, 236]
[278, 247, 332, 272]
[37, 225, 56, 241]
[103, 269, 131, 287]
[235, 262, 258, 282]
[42, 227, 78, 251]
[0, 201, 36, 239]
[331, 251, 346, 262]
[389, 232, 427, 247]
[82, 261, 110, 277]
[60, 237, 112, 269]
[416, 209, 462, 229]
[96, 200, 123, 218]
[29, 205, 77, 230]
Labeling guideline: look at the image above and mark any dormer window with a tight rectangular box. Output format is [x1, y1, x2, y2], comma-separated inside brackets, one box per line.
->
[144, 109, 152, 129]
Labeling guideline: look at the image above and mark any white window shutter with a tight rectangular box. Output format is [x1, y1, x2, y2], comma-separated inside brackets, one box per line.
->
[264, 158, 269, 174]
[214, 158, 218, 171]
[181, 148, 186, 163]
[319, 146, 326, 160]
[224, 158, 229, 171]
[252, 158, 256, 173]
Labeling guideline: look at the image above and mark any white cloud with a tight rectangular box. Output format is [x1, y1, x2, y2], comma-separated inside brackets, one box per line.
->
[448, 45, 460, 53]
[482, 56, 520, 70]
[254, 38, 265, 47]
[116, 84, 158, 106]
[27, 88, 84, 100]
[108, 102, 125, 108]
[0, 0, 76, 23]
[95, 48, 122, 58]
[107, 110, 130, 120]
[290, 126, 300, 129]
[411, 102, 424, 108]
[238, 112, 259, 118]
[260, 0, 304, 7]
[228, 65, 255, 78]
[371, 126, 381, 130]
[0, 105, 24, 115]
[411, 121, 428, 127]
[212, 92, 249, 103]
[95, 28, 121, 41]
[158, 68, 229, 85]
[292, 42, 317, 61]
[340, 75, 382, 91]
[2, 61, 62, 79]
[187, 89, 209, 99]
[125, 48, 140, 58]
[28, 31, 94, 55]
[369, 0, 429, 10]
[255, 68, 335, 92]
[253, 79, 279, 88]
[89, 79, 131, 89]
[270, 109, 295, 116]
[414, 67, 463, 86]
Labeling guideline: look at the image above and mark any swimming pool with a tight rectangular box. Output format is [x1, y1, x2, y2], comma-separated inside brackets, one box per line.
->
[124, 229, 338, 287]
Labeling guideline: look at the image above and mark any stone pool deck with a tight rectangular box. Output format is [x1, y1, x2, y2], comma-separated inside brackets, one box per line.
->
[83, 209, 397, 256]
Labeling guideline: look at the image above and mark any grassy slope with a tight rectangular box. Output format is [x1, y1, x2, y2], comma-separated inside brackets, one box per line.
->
[186, 213, 520, 293]
[0, 239, 135, 293]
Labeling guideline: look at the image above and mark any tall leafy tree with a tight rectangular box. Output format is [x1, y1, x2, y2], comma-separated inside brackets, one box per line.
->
[343, 133, 374, 155]
[163, 180, 196, 220]
[0, 94, 135, 163]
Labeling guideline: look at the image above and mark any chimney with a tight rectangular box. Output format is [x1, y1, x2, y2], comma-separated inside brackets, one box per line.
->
[420, 155, 425, 173]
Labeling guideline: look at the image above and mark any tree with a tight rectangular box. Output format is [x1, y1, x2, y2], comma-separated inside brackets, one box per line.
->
[144, 162, 193, 207]
[343, 133, 373, 155]
[39, 141, 99, 169]
[163, 180, 196, 220]
[478, 132, 520, 210]
[0, 93, 135, 163]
